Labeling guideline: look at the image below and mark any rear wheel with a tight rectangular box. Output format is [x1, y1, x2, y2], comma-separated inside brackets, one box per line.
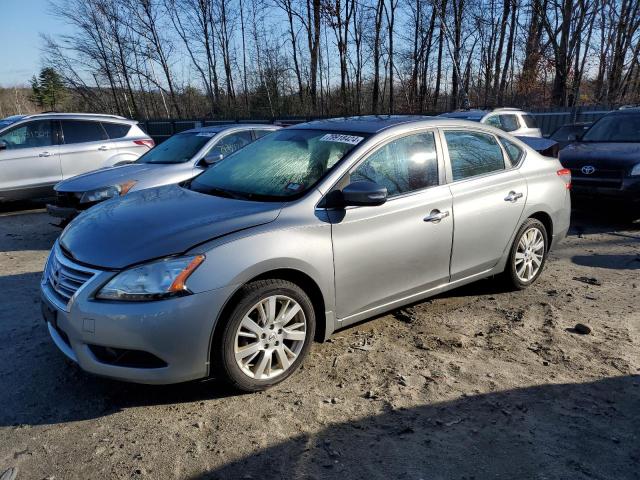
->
[503, 218, 548, 290]
[212, 279, 315, 392]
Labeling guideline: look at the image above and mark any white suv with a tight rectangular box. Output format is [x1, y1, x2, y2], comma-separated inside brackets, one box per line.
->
[481, 108, 542, 137]
[439, 108, 542, 137]
[0, 113, 153, 202]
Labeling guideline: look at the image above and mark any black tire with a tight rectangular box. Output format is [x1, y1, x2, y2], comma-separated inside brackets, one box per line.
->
[212, 279, 316, 392]
[503, 218, 549, 290]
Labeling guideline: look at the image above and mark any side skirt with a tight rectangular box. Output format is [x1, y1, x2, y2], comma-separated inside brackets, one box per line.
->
[333, 266, 502, 331]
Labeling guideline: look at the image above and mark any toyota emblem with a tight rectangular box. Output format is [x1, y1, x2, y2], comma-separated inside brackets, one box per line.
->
[581, 165, 595, 175]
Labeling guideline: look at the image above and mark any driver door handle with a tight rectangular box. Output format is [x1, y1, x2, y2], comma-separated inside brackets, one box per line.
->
[424, 209, 450, 223]
[504, 191, 523, 202]
[39, 151, 53, 157]
[98, 145, 108, 151]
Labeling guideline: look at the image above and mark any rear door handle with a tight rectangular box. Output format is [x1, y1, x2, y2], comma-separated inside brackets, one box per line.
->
[504, 191, 523, 202]
[39, 151, 53, 157]
[98, 145, 108, 151]
[424, 209, 450, 223]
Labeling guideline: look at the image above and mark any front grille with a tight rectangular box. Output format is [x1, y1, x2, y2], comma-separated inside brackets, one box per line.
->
[55, 191, 82, 208]
[570, 168, 624, 189]
[43, 244, 100, 311]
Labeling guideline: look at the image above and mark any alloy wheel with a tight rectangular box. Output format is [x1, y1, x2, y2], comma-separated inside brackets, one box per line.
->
[233, 295, 307, 380]
[514, 227, 545, 282]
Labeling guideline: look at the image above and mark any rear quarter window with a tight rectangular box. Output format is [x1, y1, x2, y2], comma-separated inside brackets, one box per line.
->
[102, 122, 132, 139]
[500, 137, 525, 167]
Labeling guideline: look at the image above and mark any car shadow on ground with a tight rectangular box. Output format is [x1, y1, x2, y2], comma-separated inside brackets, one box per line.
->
[0, 199, 50, 214]
[572, 254, 640, 270]
[189, 375, 640, 480]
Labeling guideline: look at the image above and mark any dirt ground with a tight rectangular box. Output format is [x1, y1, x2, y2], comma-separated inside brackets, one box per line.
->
[0, 200, 638, 480]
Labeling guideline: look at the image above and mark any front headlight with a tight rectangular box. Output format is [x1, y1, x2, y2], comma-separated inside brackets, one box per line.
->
[96, 255, 205, 301]
[80, 180, 137, 204]
[631, 163, 640, 176]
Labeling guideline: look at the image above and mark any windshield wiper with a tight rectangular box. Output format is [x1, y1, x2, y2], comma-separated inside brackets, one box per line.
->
[190, 182, 250, 200]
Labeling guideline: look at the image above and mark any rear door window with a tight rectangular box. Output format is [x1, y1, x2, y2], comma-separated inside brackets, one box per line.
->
[483, 116, 501, 129]
[0, 121, 54, 149]
[61, 120, 108, 144]
[101, 122, 131, 139]
[444, 130, 506, 181]
[484, 115, 520, 132]
[500, 115, 520, 132]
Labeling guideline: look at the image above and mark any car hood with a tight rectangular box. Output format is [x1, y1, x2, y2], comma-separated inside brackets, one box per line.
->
[60, 184, 283, 269]
[560, 142, 640, 169]
[55, 163, 181, 192]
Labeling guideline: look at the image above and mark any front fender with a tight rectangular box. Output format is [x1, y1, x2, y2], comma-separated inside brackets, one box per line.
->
[186, 223, 335, 313]
[185, 222, 336, 341]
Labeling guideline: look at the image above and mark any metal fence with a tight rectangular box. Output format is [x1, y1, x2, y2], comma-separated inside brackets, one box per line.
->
[137, 106, 613, 143]
[527, 106, 612, 135]
[139, 119, 276, 144]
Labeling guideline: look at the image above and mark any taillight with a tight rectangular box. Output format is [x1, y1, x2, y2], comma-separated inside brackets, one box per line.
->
[557, 168, 571, 189]
[134, 139, 155, 149]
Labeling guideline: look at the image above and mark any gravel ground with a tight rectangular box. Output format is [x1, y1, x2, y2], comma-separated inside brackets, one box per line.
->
[0, 201, 638, 480]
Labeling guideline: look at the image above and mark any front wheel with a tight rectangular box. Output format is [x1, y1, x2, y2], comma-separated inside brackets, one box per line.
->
[503, 218, 548, 290]
[212, 279, 315, 392]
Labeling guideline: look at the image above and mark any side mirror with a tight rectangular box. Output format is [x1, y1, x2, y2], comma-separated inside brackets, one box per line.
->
[203, 153, 224, 166]
[0, 141, 7, 151]
[342, 181, 387, 207]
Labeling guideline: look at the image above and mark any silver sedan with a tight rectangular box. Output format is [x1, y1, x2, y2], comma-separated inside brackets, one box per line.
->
[47, 124, 279, 221]
[40, 116, 571, 391]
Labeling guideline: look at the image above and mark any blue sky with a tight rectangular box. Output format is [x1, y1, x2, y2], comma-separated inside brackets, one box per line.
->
[0, 0, 72, 86]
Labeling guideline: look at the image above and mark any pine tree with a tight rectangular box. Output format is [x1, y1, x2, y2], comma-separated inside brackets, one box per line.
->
[31, 68, 66, 111]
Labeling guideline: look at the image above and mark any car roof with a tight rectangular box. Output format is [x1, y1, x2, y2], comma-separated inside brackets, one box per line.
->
[180, 123, 280, 135]
[293, 115, 437, 133]
[437, 110, 488, 121]
[14, 112, 137, 124]
[1, 115, 26, 121]
[606, 108, 640, 115]
[491, 107, 526, 113]
[288, 115, 519, 136]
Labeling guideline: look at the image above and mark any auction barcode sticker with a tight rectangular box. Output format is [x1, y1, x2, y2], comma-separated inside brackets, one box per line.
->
[319, 134, 364, 145]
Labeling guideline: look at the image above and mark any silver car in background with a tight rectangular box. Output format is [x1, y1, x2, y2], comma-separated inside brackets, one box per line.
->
[40, 116, 571, 392]
[0, 113, 152, 201]
[47, 124, 279, 220]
